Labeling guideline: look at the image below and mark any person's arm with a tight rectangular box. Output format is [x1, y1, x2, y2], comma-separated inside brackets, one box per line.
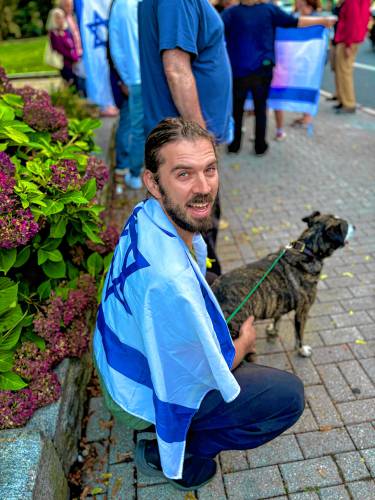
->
[297, 16, 337, 29]
[231, 316, 257, 370]
[162, 48, 206, 129]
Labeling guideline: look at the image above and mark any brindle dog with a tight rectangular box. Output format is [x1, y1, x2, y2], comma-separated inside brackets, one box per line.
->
[212, 212, 354, 357]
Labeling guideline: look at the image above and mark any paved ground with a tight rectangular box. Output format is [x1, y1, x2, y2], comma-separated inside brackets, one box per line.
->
[80, 98, 375, 500]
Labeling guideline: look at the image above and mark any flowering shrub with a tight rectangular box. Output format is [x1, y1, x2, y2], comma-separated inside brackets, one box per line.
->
[0, 67, 119, 429]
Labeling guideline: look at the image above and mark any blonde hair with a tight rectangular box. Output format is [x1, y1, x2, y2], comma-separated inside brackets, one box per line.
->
[45, 8, 68, 31]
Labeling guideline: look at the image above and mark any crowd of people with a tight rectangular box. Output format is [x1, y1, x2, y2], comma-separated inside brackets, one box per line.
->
[43, 0, 372, 492]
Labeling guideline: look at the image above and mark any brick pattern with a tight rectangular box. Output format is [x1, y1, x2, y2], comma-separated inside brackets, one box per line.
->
[78, 100, 375, 498]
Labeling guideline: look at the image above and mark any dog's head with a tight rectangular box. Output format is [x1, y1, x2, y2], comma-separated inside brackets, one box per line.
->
[300, 211, 355, 259]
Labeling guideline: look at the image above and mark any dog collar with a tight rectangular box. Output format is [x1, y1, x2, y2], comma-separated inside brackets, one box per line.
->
[286, 240, 315, 259]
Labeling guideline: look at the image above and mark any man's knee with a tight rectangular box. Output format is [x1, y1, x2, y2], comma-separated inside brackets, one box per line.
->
[275, 370, 305, 420]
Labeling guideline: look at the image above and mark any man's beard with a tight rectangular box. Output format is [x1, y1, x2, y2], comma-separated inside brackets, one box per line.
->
[158, 182, 216, 234]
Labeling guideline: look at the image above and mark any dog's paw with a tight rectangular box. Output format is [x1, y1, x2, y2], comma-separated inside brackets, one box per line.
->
[298, 345, 312, 357]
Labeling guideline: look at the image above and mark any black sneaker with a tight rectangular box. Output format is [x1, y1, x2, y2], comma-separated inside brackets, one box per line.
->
[135, 439, 163, 478]
[333, 103, 343, 110]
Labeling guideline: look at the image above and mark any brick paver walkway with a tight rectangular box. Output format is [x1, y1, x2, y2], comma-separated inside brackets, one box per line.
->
[82, 98, 375, 499]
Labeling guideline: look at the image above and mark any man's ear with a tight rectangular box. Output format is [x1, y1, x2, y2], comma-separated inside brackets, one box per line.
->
[143, 170, 161, 199]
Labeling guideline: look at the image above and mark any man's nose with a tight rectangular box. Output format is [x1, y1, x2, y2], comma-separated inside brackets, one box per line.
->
[193, 173, 211, 193]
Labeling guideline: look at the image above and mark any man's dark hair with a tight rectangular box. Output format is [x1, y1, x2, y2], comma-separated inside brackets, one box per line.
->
[144, 117, 216, 174]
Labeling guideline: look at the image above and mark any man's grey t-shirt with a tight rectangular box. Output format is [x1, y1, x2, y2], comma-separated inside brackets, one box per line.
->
[138, 0, 233, 143]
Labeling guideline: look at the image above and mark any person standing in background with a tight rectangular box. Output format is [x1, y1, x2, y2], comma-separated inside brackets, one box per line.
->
[138, 0, 235, 276]
[109, 0, 145, 190]
[333, 0, 371, 114]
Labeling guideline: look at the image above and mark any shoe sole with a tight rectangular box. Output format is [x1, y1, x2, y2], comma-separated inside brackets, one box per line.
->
[135, 440, 164, 478]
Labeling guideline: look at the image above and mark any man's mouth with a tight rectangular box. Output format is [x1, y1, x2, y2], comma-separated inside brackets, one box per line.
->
[186, 201, 212, 218]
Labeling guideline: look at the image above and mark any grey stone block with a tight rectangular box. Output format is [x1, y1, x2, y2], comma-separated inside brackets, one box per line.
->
[349, 340, 375, 359]
[317, 289, 353, 303]
[198, 459, 226, 500]
[280, 457, 341, 493]
[317, 364, 355, 403]
[255, 352, 292, 371]
[350, 284, 375, 298]
[331, 311, 373, 329]
[309, 302, 344, 317]
[311, 345, 354, 365]
[318, 485, 350, 500]
[285, 408, 319, 435]
[137, 483, 188, 499]
[305, 385, 343, 427]
[337, 399, 375, 424]
[0, 431, 68, 500]
[109, 419, 134, 465]
[219, 450, 248, 474]
[360, 358, 375, 383]
[305, 316, 334, 333]
[347, 423, 375, 450]
[255, 337, 284, 355]
[81, 441, 109, 495]
[319, 327, 363, 346]
[361, 448, 375, 477]
[247, 434, 303, 467]
[340, 296, 375, 312]
[107, 462, 135, 499]
[334, 451, 371, 481]
[347, 479, 375, 500]
[359, 324, 375, 341]
[288, 353, 321, 386]
[224, 466, 286, 499]
[289, 492, 319, 500]
[297, 428, 354, 459]
[86, 397, 112, 443]
[338, 360, 375, 399]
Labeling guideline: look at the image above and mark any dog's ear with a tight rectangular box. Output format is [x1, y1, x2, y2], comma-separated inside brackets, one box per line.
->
[302, 211, 321, 227]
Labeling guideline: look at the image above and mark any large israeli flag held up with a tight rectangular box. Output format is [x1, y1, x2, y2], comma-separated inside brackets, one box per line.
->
[245, 26, 328, 116]
[74, 0, 114, 107]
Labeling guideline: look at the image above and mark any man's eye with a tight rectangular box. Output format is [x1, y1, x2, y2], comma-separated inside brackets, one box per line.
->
[206, 166, 217, 175]
[177, 171, 189, 178]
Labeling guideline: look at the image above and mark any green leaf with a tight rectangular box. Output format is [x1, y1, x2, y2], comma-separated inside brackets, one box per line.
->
[1, 93, 24, 108]
[0, 351, 14, 372]
[42, 260, 66, 279]
[0, 248, 17, 274]
[0, 371, 27, 390]
[1, 126, 29, 144]
[46, 249, 63, 262]
[40, 238, 62, 251]
[37, 280, 51, 301]
[42, 200, 65, 216]
[0, 104, 15, 121]
[87, 252, 103, 277]
[0, 142, 8, 151]
[0, 318, 23, 346]
[67, 261, 80, 280]
[103, 252, 113, 273]
[13, 246, 31, 268]
[82, 222, 103, 245]
[0, 278, 18, 316]
[60, 191, 88, 205]
[37, 249, 49, 265]
[81, 178, 97, 201]
[50, 218, 68, 238]
[66, 230, 84, 246]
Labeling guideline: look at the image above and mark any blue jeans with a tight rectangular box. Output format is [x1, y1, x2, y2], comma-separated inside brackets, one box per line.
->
[115, 83, 145, 176]
[186, 362, 304, 459]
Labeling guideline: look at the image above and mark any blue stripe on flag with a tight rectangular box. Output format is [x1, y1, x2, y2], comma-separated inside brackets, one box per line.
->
[276, 25, 324, 42]
[97, 306, 195, 443]
[269, 87, 319, 104]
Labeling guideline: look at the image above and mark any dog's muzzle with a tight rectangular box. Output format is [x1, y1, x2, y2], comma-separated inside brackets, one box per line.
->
[345, 223, 356, 243]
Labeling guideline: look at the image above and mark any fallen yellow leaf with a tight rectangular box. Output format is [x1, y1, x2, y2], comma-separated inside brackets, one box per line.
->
[101, 473, 112, 479]
[223, 235, 230, 241]
[320, 274, 328, 281]
[91, 487, 103, 495]
[355, 339, 367, 345]
[364, 255, 372, 261]
[342, 272, 354, 278]
[348, 310, 354, 316]
[219, 219, 229, 230]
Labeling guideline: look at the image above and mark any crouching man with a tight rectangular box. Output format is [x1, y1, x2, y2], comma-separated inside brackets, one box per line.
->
[93, 118, 304, 491]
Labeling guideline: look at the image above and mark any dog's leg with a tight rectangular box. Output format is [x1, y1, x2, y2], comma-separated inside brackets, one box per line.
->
[295, 306, 312, 357]
[266, 317, 281, 338]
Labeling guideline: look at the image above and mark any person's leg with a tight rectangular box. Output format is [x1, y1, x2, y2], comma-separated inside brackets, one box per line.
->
[127, 83, 145, 178]
[186, 362, 304, 458]
[228, 76, 248, 153]
[335, 43, 358, 110]
[116, 97, 131, 171]
[250, 69, 273, 155]
[274, 109, 286, 141]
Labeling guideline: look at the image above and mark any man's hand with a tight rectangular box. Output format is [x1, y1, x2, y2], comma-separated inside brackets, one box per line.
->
[231, 316, 257, 370]
[119, 82, 129, 97]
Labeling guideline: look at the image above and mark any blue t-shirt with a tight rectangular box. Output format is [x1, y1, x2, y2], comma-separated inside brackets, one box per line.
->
[139, 0, 233, 143]
[222, 4, 298, 78]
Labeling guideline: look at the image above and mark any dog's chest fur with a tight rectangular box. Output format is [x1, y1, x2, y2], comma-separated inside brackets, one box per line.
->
[212, 251, 321, 338]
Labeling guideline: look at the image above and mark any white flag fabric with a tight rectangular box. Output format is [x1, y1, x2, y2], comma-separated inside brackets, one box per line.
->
[246, 25, 328, 116]
[75, 0, 114, 107]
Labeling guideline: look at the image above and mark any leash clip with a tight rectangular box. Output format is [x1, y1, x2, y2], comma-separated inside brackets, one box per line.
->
[287, 241, 305, 253]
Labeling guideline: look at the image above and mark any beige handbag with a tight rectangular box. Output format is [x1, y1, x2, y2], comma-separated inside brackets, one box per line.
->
[44, 40, 64, 70]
